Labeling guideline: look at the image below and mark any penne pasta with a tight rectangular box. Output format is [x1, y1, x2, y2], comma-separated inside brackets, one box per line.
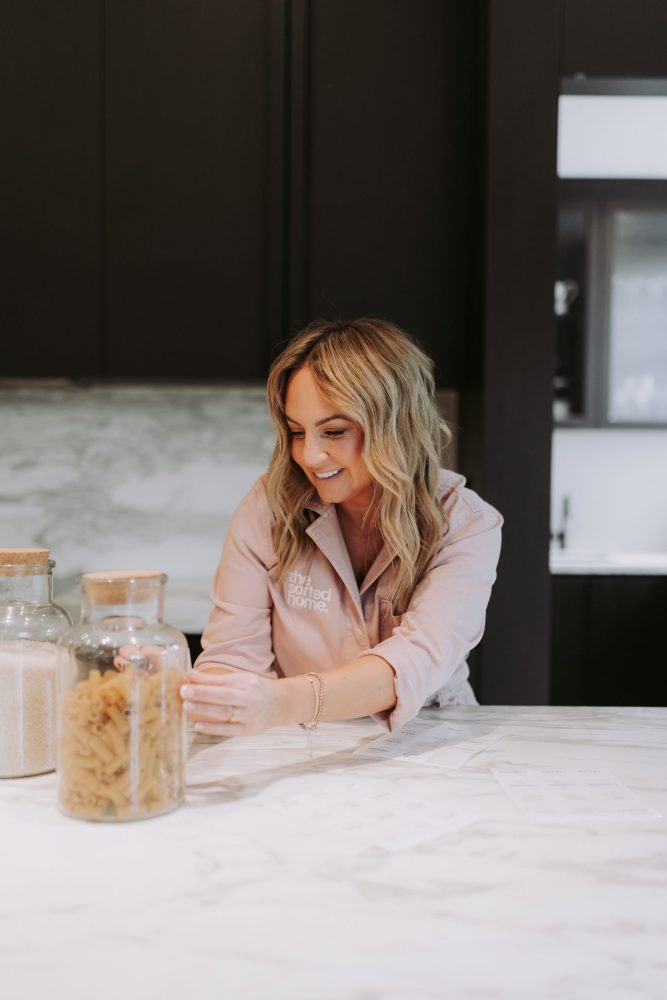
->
[88, 734, 114, 764]
[139, 739, 157, 774]
[104, 720, 125, 756]
[143, 719, 161, 740]
[100, 753, 126, 778]
[107, 703, 129, 734]
[98, 783, 127, 807]
[70, 767, 98, 792]
[65, 753, 99, 771]
[58, 660, 185, 821]
[76, 699, 91, 727]
[142, 707, 162, 726]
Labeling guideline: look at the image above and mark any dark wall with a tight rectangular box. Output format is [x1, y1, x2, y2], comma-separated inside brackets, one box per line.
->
[466, 0, 561, 704]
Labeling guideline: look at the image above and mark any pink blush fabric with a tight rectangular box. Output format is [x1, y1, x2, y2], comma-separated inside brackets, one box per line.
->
[195, 470, 503, 731]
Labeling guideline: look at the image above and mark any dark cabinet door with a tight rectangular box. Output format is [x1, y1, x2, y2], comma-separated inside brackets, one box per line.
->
[551, 575, 667, 706]
[1, 2, 101, 376]
[562, 0, 667, 78]
[105, 0, 275, 378]
[586, 576, 667, 706]
[551, 575, 589, 704]
[3, 1, 481, 381]
[300, 0, 479, 387]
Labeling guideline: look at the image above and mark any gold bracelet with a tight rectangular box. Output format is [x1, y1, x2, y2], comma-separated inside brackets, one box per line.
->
[300, 674, 319, 728]
[299, 671, 325, 730]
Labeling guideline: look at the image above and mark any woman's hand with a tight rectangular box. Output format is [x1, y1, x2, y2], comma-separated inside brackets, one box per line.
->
[180, 670, 289, 737]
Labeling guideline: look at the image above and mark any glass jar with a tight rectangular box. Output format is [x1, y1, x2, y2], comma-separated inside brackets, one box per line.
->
[0, 548, 72, 778]
[56, 571, 189, 822]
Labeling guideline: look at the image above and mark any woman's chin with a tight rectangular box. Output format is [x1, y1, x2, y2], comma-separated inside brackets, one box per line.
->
[313, 471, 345, 491]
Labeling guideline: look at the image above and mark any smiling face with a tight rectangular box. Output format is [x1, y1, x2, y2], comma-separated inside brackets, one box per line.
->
[284, 365, 376, 518]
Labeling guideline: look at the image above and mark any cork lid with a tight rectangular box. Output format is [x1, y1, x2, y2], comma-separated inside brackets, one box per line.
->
[0, 548, 50, 563]
[82, 570, 167, 605]
[0, 548, 51, 576]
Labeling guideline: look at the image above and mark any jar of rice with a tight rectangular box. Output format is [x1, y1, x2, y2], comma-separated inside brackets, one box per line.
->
[0, 548, 72, 778]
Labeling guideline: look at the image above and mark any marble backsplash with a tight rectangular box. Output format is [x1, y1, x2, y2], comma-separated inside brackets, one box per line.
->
[0, 383, 274, 632]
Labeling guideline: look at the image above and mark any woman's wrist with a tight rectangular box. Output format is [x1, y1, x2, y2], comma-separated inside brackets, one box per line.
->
[280, 674, 318, 727]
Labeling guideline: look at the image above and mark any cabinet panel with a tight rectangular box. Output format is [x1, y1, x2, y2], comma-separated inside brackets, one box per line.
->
[551, 576, 589, 704]
[607, 208, 667, 423]
[105, 0, 272, 378]
[586, 577, 667, 706]
[555, 186, 667, 428]
[562, 0, 667, 78]
[552, 575, 667, 706]
[303, 0, 478, 386]
[0, 2, 100, 375]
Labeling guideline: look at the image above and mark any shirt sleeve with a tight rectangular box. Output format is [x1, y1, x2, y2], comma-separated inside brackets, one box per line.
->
[369, 495, 503, 731]
[194, 478, 278, 677]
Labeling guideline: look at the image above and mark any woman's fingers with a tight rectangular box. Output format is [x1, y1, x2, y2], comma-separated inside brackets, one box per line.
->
[181, 671, 255, 707]
[114, 644, 166, 674]
[180, 682, 233, 706]
[187, 669, 234, 685]
[181, 669, 280, 736]
[192, 721, 240, 736]
[183, 700, 237, 721]
[141, 645, 167, 671]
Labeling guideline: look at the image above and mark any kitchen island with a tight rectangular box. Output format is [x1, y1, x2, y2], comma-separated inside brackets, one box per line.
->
[1, 706, 665, 1000]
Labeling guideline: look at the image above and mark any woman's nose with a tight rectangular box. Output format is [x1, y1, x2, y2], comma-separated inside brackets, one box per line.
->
[301, 434, 328, 466]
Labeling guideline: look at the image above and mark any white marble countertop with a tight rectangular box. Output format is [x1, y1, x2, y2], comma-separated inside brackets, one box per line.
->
[2, 705, 666, 1000]
[550, 548, 667, 575]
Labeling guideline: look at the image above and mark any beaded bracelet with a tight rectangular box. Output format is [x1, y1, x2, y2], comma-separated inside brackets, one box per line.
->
[299, 671, 325, 731]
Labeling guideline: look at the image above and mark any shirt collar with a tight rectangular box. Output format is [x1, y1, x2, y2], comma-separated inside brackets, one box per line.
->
[303, 490, 330, 515]
[303, 492, 397, 597]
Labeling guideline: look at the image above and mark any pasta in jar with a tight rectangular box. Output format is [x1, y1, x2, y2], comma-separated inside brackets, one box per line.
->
[56, 570, 189, 822]
[58, 665, 186, 820]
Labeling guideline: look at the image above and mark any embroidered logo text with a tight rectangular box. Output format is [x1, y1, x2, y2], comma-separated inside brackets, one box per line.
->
[287, 571, 332, 613]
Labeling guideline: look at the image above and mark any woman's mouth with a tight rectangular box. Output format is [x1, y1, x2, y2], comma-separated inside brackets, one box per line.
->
[314, 468, 342, 480]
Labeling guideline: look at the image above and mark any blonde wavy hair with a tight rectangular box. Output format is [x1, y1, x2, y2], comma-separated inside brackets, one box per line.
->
[265, 318, 452, 612]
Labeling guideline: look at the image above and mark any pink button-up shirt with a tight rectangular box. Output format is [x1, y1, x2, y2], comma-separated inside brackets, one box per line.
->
[195, 469, 502, 730]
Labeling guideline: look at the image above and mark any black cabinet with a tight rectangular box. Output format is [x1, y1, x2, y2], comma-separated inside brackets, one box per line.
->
[562, 0, 667, 78]
[2, 1, 481, 382]
[551, 575, 667, 706]
[303, 1, 479, 387]
[105, 0, 273, 379]
[1, 2, 101, 377]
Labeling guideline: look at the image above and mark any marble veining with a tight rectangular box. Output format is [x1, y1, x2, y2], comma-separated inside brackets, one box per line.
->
[1, 705, 666, 1000]
[0, 384, 273, 631]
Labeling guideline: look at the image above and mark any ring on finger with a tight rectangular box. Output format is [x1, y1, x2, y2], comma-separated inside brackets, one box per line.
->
[230, 705, 241, 723]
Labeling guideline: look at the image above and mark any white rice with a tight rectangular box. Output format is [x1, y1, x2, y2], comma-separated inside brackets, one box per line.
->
[0, 639, 58, 778]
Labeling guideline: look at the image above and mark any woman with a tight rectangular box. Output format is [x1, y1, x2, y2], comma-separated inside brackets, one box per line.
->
[180, 318, 502, 736]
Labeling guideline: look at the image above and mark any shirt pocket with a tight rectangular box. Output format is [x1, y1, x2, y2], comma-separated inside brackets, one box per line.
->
[379, 599, 402, 642]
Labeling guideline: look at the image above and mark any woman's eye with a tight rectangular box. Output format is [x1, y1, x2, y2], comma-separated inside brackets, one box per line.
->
[287, 428, 345, 439]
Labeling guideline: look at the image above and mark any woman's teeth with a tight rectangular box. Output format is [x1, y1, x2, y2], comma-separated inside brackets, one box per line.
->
[315, 469, 342, 479]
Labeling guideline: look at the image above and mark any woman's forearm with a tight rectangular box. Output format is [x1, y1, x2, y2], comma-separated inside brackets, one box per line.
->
[280, 654, 397, 726]
[183, 655, 397, 735]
